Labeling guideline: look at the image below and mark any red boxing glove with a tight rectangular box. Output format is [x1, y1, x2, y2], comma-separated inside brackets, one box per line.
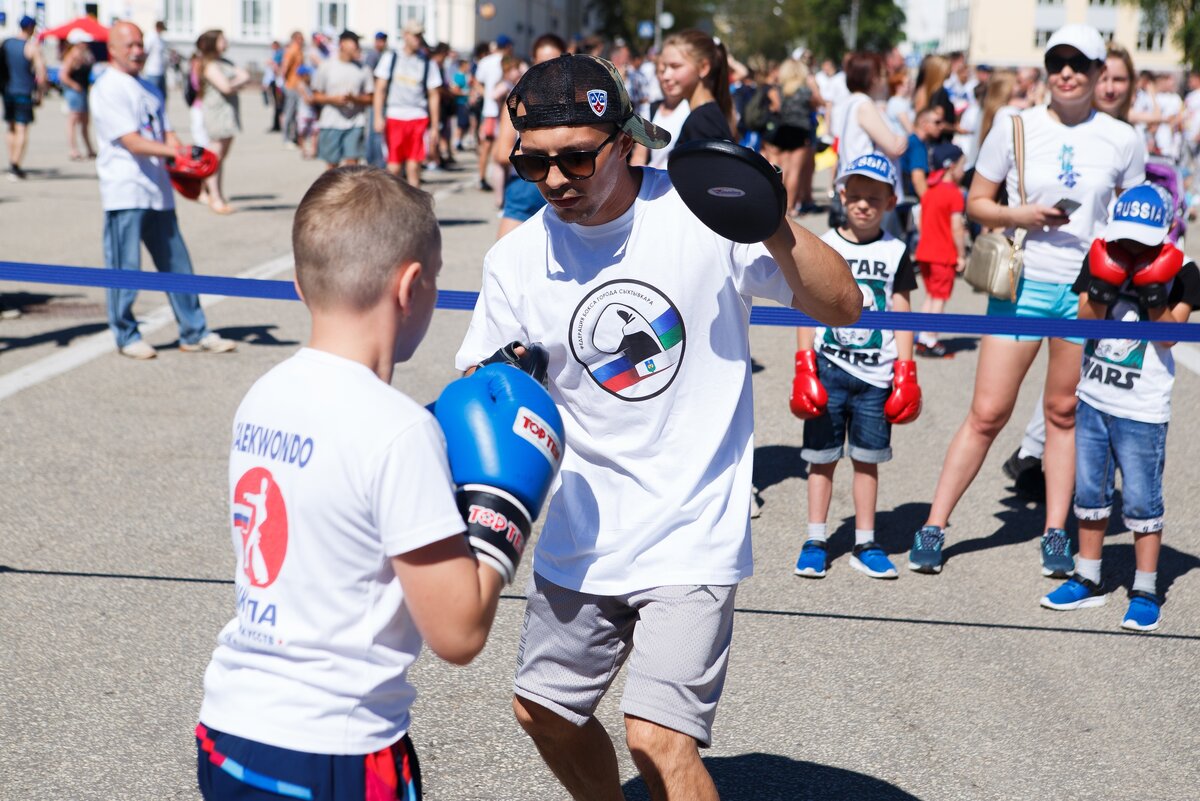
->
[168, 145, 219, 201]
[884, 360, 922, 425]
[1130, 242, 1184, 308]
[1086, 238, 1131, 306]
[790, 349, 828, 419]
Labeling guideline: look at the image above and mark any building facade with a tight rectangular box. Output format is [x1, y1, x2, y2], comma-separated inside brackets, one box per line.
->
[942, 0, 1184, 70]
[0, 0, 586, 64]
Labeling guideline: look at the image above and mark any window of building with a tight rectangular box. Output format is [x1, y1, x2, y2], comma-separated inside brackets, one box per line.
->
[1088, 0, 1117, 6]
[1098, 29, 1115, 43]
[162, 0, 195, 37]
[241, 0, 272, 40]
[316, 1, 348, 31]
[396, 2, 426, 38]
[1034, 29, 1055, 48]
[1138, 9, 1168, 52]
[1036, 0, 1062, 5]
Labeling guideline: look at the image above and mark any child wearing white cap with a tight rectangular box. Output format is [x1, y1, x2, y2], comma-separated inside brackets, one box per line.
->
[790, 154, 922, 580]
[1040, 184, 1200, 631]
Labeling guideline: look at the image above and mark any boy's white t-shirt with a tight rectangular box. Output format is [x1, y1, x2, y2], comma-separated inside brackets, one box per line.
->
[974, 106, 1144, 285]
[1073, 261, 1200, 424]
[199, 349, 465, 755]
[455, 168, 794, 595]
[89, 68, 176, 211]
[815, 228, 917, 388]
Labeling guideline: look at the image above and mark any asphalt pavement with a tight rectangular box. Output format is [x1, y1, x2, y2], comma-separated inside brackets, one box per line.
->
[2, 95, 1199, 801]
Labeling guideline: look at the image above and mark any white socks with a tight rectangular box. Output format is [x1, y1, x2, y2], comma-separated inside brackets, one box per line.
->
[1075, 557, 1102, 585]
[1133, 570, 1157, 595]
[855, 528, 875, 546]
[807, 523, 828, 543]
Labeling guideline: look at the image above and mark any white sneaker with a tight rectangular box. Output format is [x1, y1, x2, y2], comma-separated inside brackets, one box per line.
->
[180, 333, 237, 353]
[119, 340, 157, 360]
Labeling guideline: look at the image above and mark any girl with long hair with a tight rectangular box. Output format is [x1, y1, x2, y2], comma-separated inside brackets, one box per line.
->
[196, 29, 250, 214]
[660, 29, 736, 145]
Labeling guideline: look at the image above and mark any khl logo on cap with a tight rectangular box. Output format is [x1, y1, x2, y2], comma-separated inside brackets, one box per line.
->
[587, 89, 607, 117]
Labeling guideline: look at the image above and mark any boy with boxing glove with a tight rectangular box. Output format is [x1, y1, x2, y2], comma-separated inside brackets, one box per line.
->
[196, 166, 564, 800]
[1041, 184, 1200, 632]
[792, 154, 922, 580]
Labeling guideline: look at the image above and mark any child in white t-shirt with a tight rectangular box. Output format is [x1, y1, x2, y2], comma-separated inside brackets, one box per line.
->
[1041, 184, 1200, 632]
[196, 168, 509, 800]
[790, 155, 922, 580]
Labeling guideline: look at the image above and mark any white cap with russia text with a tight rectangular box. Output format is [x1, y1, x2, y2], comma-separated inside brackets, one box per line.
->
[1105, 184, 1170, 246]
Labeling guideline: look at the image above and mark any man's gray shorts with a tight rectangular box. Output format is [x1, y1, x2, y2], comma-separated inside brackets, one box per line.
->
[317, 126, 365, 165]
[514, 573, 736, 747]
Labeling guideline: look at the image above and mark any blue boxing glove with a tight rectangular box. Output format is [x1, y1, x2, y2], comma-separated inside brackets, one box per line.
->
[434, 364, 565, 584]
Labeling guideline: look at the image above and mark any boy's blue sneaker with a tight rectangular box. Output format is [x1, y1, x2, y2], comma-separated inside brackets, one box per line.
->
[1040, 528, 1074, 578]
[1121, 591, 1162, 632]
[849, 542, 898, 579]
[907, 525, 944, 574]
[1040, 575, 1107, 610]
[794, 540, 828, 578]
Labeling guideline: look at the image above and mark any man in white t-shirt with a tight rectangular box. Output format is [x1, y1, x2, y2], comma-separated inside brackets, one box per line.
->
[198, 167, 526, 801]
[1152, 72, 1184, 160]
[312, 30, 374, 168]
[472, 35, 512, 191]
[372, 19, 441, 186]
[89, 22, 234, 360]
[455, 54, 858, 800]
[142, 20, 167, 97]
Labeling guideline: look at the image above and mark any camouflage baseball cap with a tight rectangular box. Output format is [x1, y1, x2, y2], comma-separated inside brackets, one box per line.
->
[506, 54, 671, 149]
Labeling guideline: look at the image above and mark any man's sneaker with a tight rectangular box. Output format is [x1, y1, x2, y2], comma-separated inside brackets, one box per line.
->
[1121, 591, 1162, 632]
[1040, 528, 1074, 577]
[907, 525, 945, 573]
[793, 540, 827, 578]
[916, 341, 951, 359]
[1040, 575, 1107, 610]
[119, 340, 157, 360]
[180, 333, 237, 353]
[7, 165, 25, 182]
[1002, 449, 1041, 481]
[849, 542, 898, 579]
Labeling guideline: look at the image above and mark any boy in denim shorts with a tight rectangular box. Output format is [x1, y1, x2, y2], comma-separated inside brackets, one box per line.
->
[1041, 184, 1200, 631]
[790, 155, 923, 579]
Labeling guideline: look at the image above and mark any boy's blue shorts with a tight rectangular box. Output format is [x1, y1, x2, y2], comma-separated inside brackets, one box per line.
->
[196, 723, 422, 800]
[801, 354, 893, 464]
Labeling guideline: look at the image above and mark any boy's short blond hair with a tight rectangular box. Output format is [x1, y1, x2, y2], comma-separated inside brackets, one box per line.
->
[293, 167, 440, 311]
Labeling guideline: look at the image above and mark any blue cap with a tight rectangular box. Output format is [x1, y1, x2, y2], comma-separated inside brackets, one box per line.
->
[835, 154, 896, 188]
[19, 15, 35, 29]
[496, 34, 513, 48]
[930, 143, 964, 171]
[1106, 184, 1170, 246]
[375, 31, 388, 40]
[296, 64, 313, 77]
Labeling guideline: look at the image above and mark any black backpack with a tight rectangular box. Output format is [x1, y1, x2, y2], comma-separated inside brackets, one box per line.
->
[780, 85, 813, 130]
[741, 84, 772, 133]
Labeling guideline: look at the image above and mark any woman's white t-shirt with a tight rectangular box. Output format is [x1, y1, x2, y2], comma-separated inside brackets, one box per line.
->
[647, 99, 691, 169]
[974, 106, 1144, 285]
[455, 168, 794, 595]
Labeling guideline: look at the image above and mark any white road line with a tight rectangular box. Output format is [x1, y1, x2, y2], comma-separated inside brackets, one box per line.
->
[0, 254, 295, 403]
[0, 178, 475, 404]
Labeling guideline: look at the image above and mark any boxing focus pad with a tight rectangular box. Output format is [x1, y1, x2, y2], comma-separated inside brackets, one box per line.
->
[1086, 239, 1130, 306]
[884, 360, 922, 425]
[476, 341, 550, 387]
[434, 364, 565, 584]
[1130, 242, 1184, 308]
[790, 349, 828, 420]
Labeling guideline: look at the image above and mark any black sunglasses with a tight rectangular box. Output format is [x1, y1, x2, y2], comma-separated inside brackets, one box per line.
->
[509, 130, 620, 182]
[1044, 51, 1099, 76]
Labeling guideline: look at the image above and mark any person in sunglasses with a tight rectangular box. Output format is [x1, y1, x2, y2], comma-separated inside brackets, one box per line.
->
[454, 53, 858, 801]
[908, 24, 1145, 579]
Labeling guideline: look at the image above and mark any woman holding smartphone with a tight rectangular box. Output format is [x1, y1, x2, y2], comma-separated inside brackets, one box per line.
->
[907, 25, 1145, 579]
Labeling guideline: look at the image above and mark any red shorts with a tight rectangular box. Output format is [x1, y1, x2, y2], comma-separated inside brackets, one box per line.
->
[481, 116, 498, 140]
[919, 261, 957, 300]
[384, 117, 428, 165]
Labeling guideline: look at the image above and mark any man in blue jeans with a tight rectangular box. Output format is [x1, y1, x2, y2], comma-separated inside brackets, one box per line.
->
[89, 21, 235, 360]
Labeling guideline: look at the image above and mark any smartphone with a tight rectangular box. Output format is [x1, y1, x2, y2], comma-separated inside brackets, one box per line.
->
[1053, 198, 1081, 216]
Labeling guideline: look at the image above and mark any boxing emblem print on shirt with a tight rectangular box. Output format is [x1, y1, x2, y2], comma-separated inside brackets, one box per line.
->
[570, 279, 685, 401]
[232, 467, 289, 588]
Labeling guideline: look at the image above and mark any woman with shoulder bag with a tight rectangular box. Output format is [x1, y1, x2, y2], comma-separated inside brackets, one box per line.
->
[768, 56, 822, 216]
[907, 25, 1145, 578]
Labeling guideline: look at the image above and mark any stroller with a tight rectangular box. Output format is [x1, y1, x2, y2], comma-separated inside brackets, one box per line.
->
[1144, 156, 1187, 248]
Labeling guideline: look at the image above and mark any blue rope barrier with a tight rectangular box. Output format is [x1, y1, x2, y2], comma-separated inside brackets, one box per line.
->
[3, 260, 1199, 342]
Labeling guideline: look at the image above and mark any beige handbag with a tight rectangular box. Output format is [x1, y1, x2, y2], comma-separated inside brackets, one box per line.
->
[965, 116, 1027, 302]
